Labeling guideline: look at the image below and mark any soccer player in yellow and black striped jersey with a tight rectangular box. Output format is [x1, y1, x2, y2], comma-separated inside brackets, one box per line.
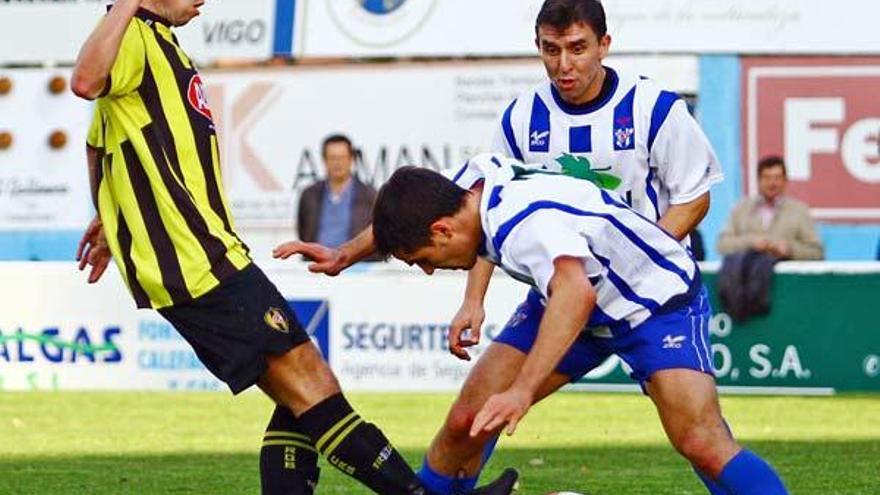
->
[71, 2, 516, 495]
[80, 4, 248, 309]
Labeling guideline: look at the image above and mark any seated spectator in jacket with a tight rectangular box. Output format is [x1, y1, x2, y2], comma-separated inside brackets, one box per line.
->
[297, 134, 381, 260]
[717, 155, 824, 260]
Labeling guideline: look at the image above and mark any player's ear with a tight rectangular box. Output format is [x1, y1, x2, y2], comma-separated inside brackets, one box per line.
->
[429, 220, 453, 242]
[598, 34, 611, 59]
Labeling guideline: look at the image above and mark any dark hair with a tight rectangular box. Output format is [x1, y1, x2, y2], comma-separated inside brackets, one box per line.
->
[373, 166, 468, 257]
[757, 155, 786, 177]
[535, 0, 607, 38]
[321, 133, 353, 158]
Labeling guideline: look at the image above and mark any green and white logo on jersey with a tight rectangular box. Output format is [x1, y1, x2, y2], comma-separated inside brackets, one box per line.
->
[555, 153, 622, 190]
[509, 153, 622, 191]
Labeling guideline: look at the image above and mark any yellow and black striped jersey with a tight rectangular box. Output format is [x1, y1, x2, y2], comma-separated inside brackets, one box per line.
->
[86, 105, 107, 201]
[96, 8, 250, 309]
[86, 105, 105, 150]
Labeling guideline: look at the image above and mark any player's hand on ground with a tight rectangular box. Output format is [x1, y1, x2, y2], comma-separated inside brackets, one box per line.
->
[448, 300, 485, 361]
[470, 388, 532, 437]
[76, 216, 111, 284]
[272, 241, 346, 276]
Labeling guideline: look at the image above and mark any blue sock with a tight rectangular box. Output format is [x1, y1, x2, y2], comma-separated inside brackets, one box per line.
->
[417, 435, 498, 494]
[717, 450, 788, 495]
[694, 467, 731, 494]
[417, 459, 477, 495]
[481, 434, 500, 465]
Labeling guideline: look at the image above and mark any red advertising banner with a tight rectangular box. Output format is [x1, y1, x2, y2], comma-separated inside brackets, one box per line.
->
[743, 57, 880, 222]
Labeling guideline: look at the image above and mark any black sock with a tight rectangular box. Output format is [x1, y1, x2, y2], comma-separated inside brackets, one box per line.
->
[297, 393, 428, 495]
[260, 405, 321, 495]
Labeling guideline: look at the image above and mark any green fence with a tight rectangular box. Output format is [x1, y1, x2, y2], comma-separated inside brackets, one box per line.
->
[576, 266, 880, 394]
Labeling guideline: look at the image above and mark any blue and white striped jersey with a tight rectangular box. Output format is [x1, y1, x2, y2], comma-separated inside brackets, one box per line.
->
[490, 67, 723, 225]
[448, 153, 700, 330]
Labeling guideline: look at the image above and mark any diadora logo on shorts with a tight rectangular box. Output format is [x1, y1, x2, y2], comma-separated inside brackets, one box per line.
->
[662, 334, 686, 349]
[187, 74, 213, 121]
[327, 0, 438, 47]
[530, 130, 550, 148]
[264, 307, 290, 333]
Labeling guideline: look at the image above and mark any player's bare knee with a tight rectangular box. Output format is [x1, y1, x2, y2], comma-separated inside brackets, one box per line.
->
[263, 346, 341, 408]
[444, 401, 478, 439]
[314, 368, 342, 396]
[673, 424, 735, 475]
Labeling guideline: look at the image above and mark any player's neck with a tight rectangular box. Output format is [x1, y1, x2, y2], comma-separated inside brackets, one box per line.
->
[139, 1, 168, 23]
[464, 190, 484, 239]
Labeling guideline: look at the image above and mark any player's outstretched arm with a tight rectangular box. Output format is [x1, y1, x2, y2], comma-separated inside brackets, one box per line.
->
[470, 257, 594, 437]
[448, 258, 495, 361]
[273, 225, 377, 276]
[71, 0, 141, 100]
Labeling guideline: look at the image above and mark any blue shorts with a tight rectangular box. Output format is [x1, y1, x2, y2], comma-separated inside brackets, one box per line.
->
[494, 286, 715, 385]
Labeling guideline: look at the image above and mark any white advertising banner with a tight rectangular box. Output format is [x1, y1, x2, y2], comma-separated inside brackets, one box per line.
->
[204, 56, 696, 229]
[0, 69, 93, 229]
[0, 58, 693, 234]
[0, 261, 525, 392]
[295, 0, 543, 58]
[2, 262, 876, 393]
[295, 0, 880, 57]
[178, 0, 277, 63]
[0, 0, 274, 65]
[606, 0, 880, 55]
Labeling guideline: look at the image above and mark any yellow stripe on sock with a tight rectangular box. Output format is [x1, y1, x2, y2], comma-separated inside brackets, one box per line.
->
[323, 417, 364, 457]
[261, 439, 317, 452]
[315, 412, 359, 453]
[263, 430, 312, 442]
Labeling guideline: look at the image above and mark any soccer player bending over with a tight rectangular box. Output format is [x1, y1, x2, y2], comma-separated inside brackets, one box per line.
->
[70, 1, 517, 494]
[368, 154, 789, 495]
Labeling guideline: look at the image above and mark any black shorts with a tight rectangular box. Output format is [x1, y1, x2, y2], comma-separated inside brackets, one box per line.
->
[159, 263, 311, 394]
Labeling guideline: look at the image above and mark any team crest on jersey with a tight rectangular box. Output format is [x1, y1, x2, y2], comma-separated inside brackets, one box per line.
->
[614, 126, 634, 150]
[187, 74, 213, 121]
[264, 307, 290, 333]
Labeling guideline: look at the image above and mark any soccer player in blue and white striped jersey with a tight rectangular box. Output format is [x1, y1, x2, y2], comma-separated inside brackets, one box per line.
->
[491, 33, 722, 227]
[372, 154, 788, 495]
[427, 0, 725, 492]
[492, 0, 722, 227]
[447, 155, 701, 328]
[274, 0, 777, 492]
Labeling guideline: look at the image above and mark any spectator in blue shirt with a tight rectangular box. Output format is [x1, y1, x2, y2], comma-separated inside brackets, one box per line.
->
[294, 134, 381, 260]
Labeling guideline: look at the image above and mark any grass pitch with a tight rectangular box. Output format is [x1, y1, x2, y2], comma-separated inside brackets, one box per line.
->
[1, 391, 878, 494]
